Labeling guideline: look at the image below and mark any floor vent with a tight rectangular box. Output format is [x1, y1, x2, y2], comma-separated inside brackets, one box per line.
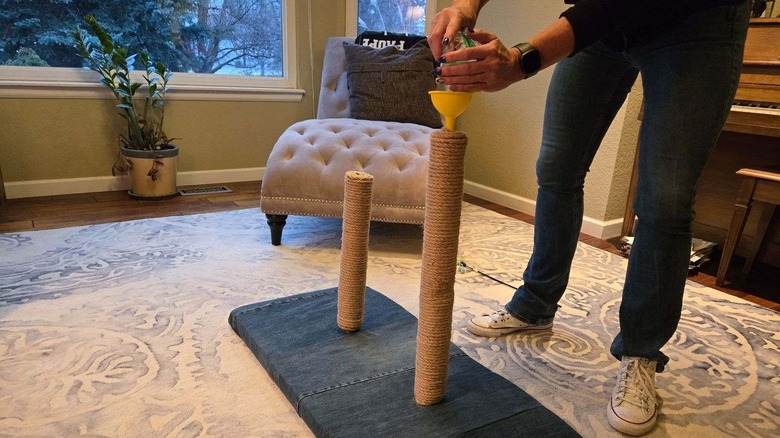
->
[179, 186, 233, 196]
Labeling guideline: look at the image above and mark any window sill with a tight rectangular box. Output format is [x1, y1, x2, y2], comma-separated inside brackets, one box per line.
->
[0, 67, 305, 102]
[0, 80, 305, 102]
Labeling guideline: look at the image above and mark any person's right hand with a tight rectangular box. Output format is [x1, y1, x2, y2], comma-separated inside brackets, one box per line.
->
[434, 29, 524, 93]
[427, 6, 479, 60]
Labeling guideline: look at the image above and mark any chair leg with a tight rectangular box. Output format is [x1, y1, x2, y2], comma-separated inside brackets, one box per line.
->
[742, 202, 775, 275]
[266, 214, 288, 246]
[716, 177, 756, 286]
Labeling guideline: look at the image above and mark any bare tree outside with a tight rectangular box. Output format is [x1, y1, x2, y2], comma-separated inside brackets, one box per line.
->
[357, 0, 427, 36]
[0, 0, 284, 76]
[171, 0, 283, 75]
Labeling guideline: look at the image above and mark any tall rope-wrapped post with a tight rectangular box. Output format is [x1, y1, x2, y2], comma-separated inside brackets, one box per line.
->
[337, 170, 374, 333]
[414, 129, 468, 406]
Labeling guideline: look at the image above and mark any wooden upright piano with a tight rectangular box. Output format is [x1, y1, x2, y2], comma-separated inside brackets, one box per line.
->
[621, 18, 780, 267]
[724, 18, 780, 138]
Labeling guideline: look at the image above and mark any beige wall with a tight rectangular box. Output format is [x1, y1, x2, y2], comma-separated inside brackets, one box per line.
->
[1, 0, 639, 229]
[0, 0, 346, 185]
[456, 0, 640, 226]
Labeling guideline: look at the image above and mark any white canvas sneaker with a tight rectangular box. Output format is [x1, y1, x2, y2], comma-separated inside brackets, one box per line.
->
[467, 308, 553, 337]
[607, 356, 658, 436]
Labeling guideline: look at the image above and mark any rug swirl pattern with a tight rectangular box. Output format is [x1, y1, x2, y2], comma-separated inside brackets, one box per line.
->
[0, 204, 777, 437]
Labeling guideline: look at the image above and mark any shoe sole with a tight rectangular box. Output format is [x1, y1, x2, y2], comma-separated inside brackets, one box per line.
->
[466, 320, 553, 337]
[607, 399, 657, 436]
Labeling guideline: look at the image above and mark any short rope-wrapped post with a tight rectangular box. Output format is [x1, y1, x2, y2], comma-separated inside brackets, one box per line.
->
[414, 129, 467, 406]
[338, 170, 374, 333]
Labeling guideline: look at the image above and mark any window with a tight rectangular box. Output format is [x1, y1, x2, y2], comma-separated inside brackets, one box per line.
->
[0, 0, 301, 101]
[346, 0, 434, 37]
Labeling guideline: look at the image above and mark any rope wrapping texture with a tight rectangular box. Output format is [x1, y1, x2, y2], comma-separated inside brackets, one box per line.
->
[414, 129, 468, 406]
[337, 171, 374, 332]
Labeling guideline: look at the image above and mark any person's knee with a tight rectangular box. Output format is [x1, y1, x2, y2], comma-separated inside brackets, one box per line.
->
[634, 188, 695, 234]
[536, 153, 585, 192]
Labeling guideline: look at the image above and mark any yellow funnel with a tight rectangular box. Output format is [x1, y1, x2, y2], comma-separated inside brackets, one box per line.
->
[429, 90, 473, 131]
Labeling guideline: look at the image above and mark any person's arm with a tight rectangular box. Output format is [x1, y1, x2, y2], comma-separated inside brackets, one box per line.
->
[527, 17, 575, 71]
[436, 18, 574, 92]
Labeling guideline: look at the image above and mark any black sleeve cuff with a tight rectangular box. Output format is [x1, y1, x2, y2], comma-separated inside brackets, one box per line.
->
[560, 0, 617, 54]
[559, 0, 725, 55]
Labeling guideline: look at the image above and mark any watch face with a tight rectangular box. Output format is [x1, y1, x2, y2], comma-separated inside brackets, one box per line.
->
[522, 49, 541, 76]
[514, 43, 541, 78]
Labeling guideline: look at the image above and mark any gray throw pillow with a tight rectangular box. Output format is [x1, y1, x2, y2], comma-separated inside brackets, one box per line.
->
[343, 41, 442, 129]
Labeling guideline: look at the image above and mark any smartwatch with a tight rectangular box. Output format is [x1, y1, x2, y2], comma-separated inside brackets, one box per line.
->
[512, 42, 541, 79]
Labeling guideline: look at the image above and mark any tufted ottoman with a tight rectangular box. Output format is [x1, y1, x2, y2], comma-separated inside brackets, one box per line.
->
[260, 118, 433, 244]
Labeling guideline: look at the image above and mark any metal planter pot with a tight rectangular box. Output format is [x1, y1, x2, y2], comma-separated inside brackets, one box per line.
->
[121, 146, 179, 199]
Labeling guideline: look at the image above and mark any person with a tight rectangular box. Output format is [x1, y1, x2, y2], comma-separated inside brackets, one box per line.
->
[428, 0, 750, 435]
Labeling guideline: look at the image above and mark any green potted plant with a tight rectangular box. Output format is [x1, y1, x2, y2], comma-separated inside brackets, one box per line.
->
[73, 15, 179, 199]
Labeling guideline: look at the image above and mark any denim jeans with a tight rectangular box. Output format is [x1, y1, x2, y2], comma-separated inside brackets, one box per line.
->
[505, 0, 750, 372]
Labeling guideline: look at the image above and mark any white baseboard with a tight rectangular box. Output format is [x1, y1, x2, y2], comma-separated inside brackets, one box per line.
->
[583, 217, 625, 241]
[4, 167, 265, 200]
[464, 179, 624, 240]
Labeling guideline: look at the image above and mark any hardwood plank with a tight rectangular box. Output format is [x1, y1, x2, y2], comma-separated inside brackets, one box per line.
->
[0, 220, 34, 232]
[234, 199, 262, 208]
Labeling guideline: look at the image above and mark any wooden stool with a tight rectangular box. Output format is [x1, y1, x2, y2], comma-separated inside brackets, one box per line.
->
[716, 167, 780, 286]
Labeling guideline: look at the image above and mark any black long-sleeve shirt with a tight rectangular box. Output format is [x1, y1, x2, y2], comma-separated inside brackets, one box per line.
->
[561, 0, 743, 52]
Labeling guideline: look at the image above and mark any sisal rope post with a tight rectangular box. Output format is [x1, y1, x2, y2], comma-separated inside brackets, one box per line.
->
[337, 170, 374, 333]
[414, 129, 468, 406]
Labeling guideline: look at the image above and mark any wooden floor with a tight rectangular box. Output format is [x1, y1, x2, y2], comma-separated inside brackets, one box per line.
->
[1, 181, 777, 311]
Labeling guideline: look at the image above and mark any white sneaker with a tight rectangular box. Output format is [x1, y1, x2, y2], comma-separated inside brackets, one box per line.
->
[466, 308, 553, 337]
[607, 356, 658, 436]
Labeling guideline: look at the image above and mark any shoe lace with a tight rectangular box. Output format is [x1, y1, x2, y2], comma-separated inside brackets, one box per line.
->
[614, 358, 656, 412]
[489, 309, 512, 323]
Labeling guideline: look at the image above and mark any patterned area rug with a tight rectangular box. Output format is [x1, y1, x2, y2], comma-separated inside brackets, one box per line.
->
[1, 204, 777, 437]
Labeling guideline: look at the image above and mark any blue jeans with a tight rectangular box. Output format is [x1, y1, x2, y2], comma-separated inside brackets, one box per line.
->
[505, 0, 750, 372]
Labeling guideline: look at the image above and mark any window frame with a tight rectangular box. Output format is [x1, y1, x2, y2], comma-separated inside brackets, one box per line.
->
[345, 0, 437, 36]
[0, 0, 303, 102]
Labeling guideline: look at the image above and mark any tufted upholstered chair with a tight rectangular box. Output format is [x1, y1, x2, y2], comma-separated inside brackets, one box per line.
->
[259, 37, 435, 245]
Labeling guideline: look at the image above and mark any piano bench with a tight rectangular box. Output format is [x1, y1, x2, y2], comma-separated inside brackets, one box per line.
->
[716, 166, 780, 286]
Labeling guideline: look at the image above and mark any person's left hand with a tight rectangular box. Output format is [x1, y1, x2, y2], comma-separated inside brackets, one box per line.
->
[434, 30, 525, 92]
